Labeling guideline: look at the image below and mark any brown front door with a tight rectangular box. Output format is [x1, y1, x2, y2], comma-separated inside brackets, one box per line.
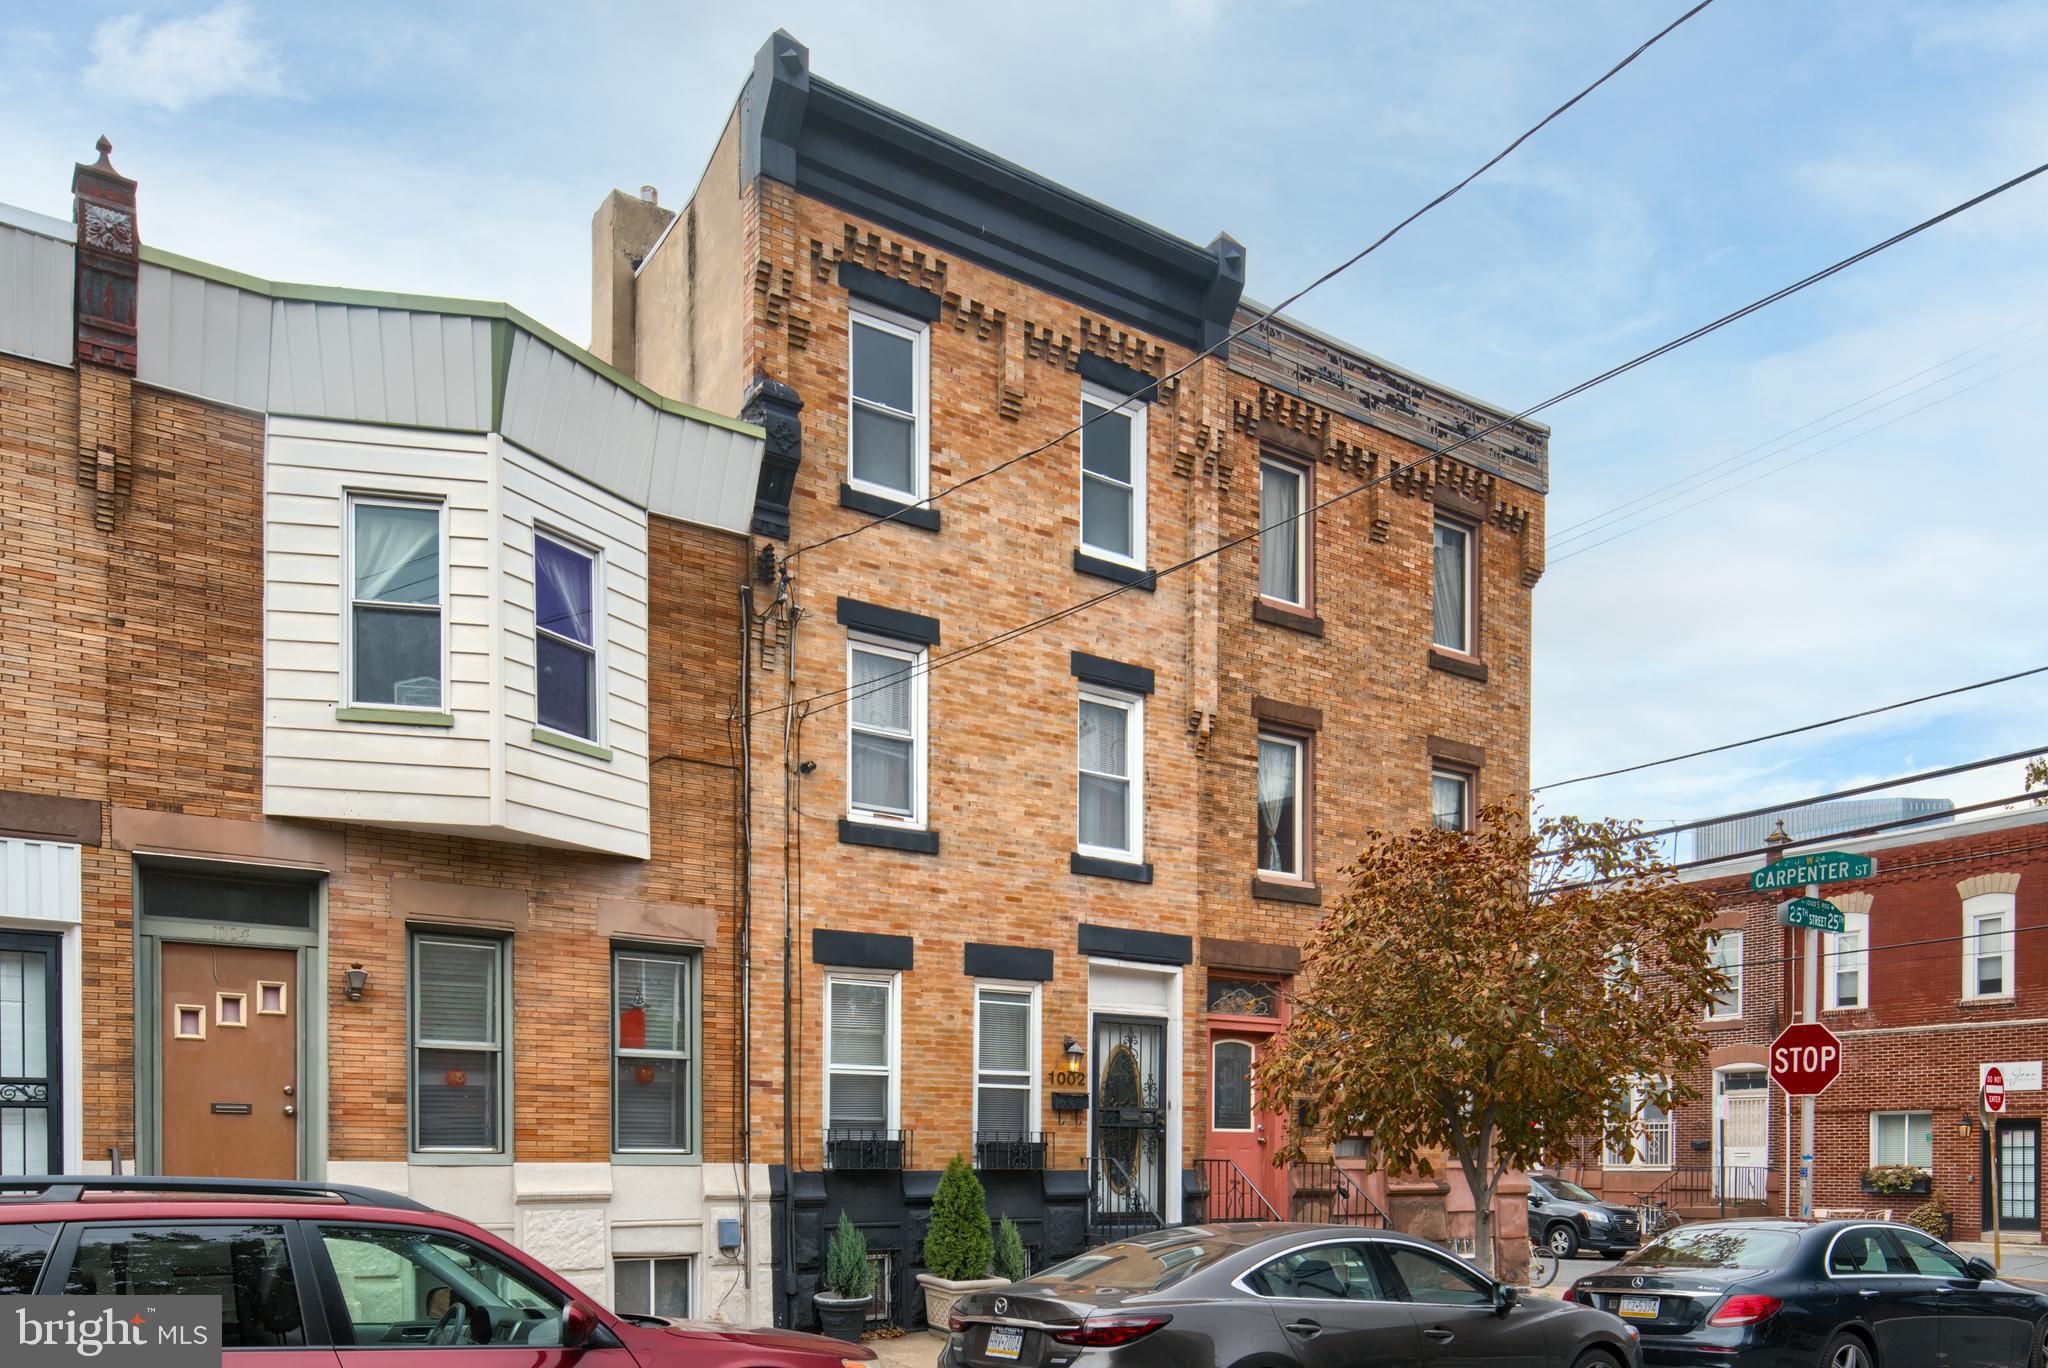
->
[161, 942, 299, 1177]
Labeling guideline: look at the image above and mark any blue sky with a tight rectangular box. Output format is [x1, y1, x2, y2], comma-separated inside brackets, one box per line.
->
[6, 0, 2044, 843]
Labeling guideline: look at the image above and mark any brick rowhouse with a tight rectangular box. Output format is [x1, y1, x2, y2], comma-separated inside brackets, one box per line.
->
[0, 145, 774, 1317]
[592, 31, 1549, 1322]
[1570, 806, 2048, 1243]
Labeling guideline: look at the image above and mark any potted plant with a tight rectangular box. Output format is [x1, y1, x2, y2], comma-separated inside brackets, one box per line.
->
[815, 1211, 875, 1342]
[1860, 1164, 1932, 1197]
[917, 1154, 1003, 1330]
[1905, 1193, 1953, 1241]
[994, 1216, 1029, 1284]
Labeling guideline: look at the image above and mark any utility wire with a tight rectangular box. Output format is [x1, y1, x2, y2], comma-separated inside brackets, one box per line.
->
[1547, 345, 2048, 565]
[1546, 320, 2048, 550]
[759, 160, 2048, 722]
[1532, 665, 2048, 792]
[782, 0, 1720, 561]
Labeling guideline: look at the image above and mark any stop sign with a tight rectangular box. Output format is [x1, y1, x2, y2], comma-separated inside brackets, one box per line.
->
[1770, 1022, 1843, 1096]
[1985, 1066, 2007, 1115]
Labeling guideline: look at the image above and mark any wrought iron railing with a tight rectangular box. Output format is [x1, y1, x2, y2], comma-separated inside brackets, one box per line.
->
[1288, 1162, 1392, 1228]
[1190, 1157, 1281, 1222]
[1087, 1153, 1164, 1239]
[1604, 1118, 1675, 1170]
[1642, 1162, 1771, 1215]
[822, 1127, 912, 1171]
[975, 1131, 1051, 1171]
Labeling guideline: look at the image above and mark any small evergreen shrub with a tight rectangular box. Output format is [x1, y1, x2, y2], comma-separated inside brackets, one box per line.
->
[1904, 1193, 1952, 1240]
[994, 1215, 1029, 1283]
[824, 1210, 876, 1299]
[924, 1154, 994, 1281]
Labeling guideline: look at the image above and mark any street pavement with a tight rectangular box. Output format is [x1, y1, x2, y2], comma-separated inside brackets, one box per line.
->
[1956, 1240, 2048, 1284]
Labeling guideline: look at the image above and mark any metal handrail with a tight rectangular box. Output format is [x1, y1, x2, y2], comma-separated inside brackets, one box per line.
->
[1289, 1162, 1392, 1228]
[1194, 1157, 1281, 1222]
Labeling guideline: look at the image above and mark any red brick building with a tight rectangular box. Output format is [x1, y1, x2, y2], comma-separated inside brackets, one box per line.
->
[592, 31, 1548, 1323]
[1571, 805, 2048, 1242]
[0, 148, 774, 1317]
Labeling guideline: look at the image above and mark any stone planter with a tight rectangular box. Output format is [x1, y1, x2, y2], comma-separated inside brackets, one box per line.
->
[917, 1273, 1005, 1333]
[813, 1293, 871, 1343]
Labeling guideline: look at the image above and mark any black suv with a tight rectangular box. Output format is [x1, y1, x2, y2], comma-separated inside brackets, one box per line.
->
[1529, 1174, 1641, 1259]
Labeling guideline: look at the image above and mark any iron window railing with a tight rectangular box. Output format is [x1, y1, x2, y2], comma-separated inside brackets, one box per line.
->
[974, 1132, 1051, 1171]
[822, 1127, 912, 1171]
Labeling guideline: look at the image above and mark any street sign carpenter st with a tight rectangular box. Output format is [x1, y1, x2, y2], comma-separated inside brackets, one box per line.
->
[1751, 851, 1876, 893]
[1779, 897, 1846, 934]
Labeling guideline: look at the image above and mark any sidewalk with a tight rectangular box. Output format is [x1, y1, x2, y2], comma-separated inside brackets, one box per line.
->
[864, 1331, 943, 1368]
[1953, 1239, 2048, 1284]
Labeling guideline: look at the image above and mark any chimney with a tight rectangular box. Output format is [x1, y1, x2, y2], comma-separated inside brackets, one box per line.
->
[590, 187, 675, 375]
[73, 135, 139, 373]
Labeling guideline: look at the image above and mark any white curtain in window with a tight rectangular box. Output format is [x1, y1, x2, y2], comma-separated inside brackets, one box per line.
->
[1432, 522, 1466, 650]
[1078, 700, 1130, 851]
[1260, 463, 1300, 601]
[355, 503, 440, 604]
[976, 991, 1032, 1134]
[1257, 738, 1297, 873]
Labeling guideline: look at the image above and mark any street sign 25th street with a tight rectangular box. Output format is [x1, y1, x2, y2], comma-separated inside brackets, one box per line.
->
[1780, 896, 1846, 934]
[1751, 851, 1876, 893]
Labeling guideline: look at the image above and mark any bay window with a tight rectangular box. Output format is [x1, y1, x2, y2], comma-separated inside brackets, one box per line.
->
[411, 933, 507, 1154]
[535, 531, 599, 741]
[1077, 689, 1142, 861]
[350, 496, 443, 707]
[613, 949, 695, 1155]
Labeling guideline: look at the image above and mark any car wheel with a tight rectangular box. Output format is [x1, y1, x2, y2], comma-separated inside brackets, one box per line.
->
[1573, 1352, 1622, 1368]
[1822, 1329, 1876, 1368]
[2032, 1317, 2048, 1368]
[1546, 1224, 1580, 1259]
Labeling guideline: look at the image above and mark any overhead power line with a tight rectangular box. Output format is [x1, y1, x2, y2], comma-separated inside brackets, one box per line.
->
[1532, 665, 2048, 792]
[783, 0, 1720, 561]
[761, 160, 2048, 723]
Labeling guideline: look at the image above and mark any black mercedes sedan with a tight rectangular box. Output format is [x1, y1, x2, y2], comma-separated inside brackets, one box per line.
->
[942, 1222, 1641, 1367]
[1567, 1218, 2048, 1368]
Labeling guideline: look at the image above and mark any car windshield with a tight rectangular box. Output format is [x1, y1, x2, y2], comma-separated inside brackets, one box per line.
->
[1632, 1226, 1798, 1269]
[1541, 1178, 1600, 1204]
[1037, 1238, 1232, 1291]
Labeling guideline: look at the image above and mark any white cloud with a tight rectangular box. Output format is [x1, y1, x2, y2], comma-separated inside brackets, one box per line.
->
[83, 4, 282, 114]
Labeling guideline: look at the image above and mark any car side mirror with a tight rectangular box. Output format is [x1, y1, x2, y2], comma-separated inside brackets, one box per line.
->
[1493, 1283, 1519, 1316]
[562, 1301, 597, 1348]
[1964, 1256, 1997, 1282]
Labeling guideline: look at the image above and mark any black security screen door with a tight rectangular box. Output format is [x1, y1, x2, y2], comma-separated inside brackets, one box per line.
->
[0, 931, 62, 1175]
[1090, 1016, 1166, 1237]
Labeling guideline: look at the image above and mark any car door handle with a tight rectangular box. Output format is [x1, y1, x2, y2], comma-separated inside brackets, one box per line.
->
[1283, 1319, 1322, 1339]
[1860, 1289, 1880, 1299]
[1424, 1328, 1456, 1343]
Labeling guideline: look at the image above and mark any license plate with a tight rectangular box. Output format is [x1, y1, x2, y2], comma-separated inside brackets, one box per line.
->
[1617, 1295, 1660, 1319]
[985, 1326, 1024, 1360]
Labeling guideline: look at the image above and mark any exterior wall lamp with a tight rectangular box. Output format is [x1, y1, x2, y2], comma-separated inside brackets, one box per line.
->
[1062, 1035, 1084, 1069]
[1958, 1114, 1976, 1138]
[344, 964, 369, 1001]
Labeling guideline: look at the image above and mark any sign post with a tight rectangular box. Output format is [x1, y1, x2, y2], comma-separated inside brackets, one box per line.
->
[1754, 848, 1873, 1221]
[1985, 1067, 2007, 1270]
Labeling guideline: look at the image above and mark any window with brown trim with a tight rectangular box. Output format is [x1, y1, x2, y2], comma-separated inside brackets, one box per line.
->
[1256, 730, 1309, 878]
[1259, 456, 1311, 609]
[1431, 516, 1475, 655]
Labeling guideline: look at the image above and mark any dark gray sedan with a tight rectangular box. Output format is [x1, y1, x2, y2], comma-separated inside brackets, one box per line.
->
[941, 1222, 1641, 1367]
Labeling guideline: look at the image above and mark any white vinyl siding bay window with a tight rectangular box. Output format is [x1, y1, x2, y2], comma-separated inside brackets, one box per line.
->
[613, 949, 696, 1156]
[1432, 518, 1473, 654]
[1963, 892, 2017, 1000]
[1871, 1111, 1933, 1168]
[1077, 689, 1142, 861]
[1824, 912, 1869, 1010]
[1256, 733, 1304, 877]
[349, 496, 445, 707]
[825, 975, 898, 1136]
[847, 637, 925, 826]
[411, 934, 507, 1156]
[534, 531, 600, 742]
[974, 986, 1037, 1138]
[848, 308, 928, 501]
[1259, 459, 1307, 605]
[1079, 386, 1146, 567]
[1708, 930, 1743, 1020]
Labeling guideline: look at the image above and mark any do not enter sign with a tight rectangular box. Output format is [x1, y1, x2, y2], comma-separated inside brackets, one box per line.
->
[1770, 1022, 1844, 1096]
[1986, 1066, 2008, 1115]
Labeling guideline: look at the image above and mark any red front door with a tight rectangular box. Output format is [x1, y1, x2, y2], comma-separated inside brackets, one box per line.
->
[1207, 1031, 1288, 1218]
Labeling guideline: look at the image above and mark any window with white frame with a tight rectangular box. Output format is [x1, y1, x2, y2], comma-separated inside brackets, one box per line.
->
[1256, 732, 1305, 877]
[1079, 386, 1146, 566]
[535, 531, 600, 741]
[1431, 768, 1471, 833]
[411, 933, 506, 1154]
[1707, 930, 1743, 1020]
[973, 985, 1036, 1138]
[1824, 911, 1869, 1010]
[848, 308, 927, 501]
[1605, 1077, 1673, 1169]
[1432, 518, 1473, 654]
[613, 949, 695, 1154]
[1871, 1111, 1933, 1168]
[613, 1257, 690, 1319]
[1259, 458, 1308, 605]
[846, 637, 925, 826]
[825, 975, 896, 1135]
[1077, 689, 1142, 860]
[1963, 892, 2017, 999]
[350, 497, 444, 707]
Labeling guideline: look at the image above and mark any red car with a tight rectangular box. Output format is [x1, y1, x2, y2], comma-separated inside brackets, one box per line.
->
[0, 1175, 873, 1368]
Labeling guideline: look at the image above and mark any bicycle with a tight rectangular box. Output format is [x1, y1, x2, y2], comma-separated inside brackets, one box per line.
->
[1527, 1237, 1560, 1289]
